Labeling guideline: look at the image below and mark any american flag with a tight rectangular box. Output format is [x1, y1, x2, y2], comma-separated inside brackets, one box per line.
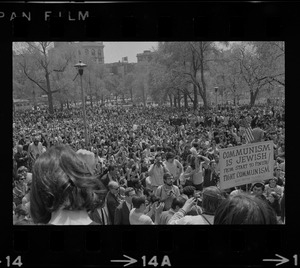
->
[244, 126, 255, 143]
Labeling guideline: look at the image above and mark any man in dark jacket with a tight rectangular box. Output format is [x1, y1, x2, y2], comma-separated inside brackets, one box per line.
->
[252, 121, 265, 143]
[14, 145, 29, 169]
[106, 181, 121, 224]
[114, 187, 136, 225]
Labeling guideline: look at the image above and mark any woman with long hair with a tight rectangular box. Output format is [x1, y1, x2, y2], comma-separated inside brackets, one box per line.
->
[30, 144, 106, 225]
[214, 193, 277, 224]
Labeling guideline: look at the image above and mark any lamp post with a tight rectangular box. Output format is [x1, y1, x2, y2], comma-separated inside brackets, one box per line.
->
[75, 60, 88, 148]
[214, 87, 218, 108]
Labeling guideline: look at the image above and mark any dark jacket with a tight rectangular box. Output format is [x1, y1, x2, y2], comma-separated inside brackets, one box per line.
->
[106, 191, 120, 225]
[114, 201, 131, 225]
[14, 151, 29, 169]
[203, 168, 218, 188]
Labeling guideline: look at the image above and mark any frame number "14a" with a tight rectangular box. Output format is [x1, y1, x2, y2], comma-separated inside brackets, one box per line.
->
[141, 256, 171, 267]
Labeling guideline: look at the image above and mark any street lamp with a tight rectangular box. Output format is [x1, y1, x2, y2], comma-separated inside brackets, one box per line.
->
[214, 87, 218, 108]
[75, 60, 88, 148]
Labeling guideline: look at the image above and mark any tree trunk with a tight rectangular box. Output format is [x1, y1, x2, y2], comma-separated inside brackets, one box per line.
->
[233, 87, 236, 106]
[177, 93, 181, 108]
[32, 90, 37, 110]
[67, 100, 70, 110]
[169, 94, 173, 107]
[184, 91, 188, 109]
[141, 83, 146, 107]
[95, 93, 99, 106]
[130, 88, 133, 102]
[199, 45, 208, 110]
[173, 95, 177, 107]
[193, 84, 198, 110]
[45, 71, 54, 114]
[250, 89, 259, 107]
[60, 101, 63, 111]
[48, 93, 54, 114]
[203, 95, 208, 110]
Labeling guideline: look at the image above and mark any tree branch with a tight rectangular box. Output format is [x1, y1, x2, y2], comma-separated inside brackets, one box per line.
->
[19, 62, 48, 94]
[53, 58, 70, 73]
[27, 42, 43, 55]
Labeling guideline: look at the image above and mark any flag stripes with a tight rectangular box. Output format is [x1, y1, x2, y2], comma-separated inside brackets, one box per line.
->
[245, 127, 255, 143]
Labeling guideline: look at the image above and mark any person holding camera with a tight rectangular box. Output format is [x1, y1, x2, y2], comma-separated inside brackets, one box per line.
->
[159, 196, 186, 225]
[148, 154, 169, 193]
[129, 195, 164, 225]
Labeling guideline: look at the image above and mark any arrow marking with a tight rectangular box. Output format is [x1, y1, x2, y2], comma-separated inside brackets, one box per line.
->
[111, 255, 137, 267]
[263, 254, 289, 266]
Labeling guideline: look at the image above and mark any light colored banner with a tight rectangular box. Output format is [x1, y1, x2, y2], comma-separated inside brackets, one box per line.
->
[219, 141, 274, 190]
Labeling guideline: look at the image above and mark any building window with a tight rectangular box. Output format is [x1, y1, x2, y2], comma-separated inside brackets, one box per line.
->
[78, 50, 81, 55]
[98, 49, 102, 57]
[85, 49, 89, 55]
[91, 49, 95, 56]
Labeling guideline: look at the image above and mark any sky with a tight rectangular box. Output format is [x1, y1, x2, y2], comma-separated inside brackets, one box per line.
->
[103, 42, 158, 63]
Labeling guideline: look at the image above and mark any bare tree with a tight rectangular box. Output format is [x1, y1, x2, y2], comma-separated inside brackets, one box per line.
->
[17, 42, 73, 114]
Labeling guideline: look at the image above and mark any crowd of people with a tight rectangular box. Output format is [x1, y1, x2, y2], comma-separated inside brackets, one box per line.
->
[12, 102, 285, 225]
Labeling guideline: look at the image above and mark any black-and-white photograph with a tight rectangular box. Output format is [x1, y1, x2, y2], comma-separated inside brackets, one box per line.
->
[12, 41, 285, 225]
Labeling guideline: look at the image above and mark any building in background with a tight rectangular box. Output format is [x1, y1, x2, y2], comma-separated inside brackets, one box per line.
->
[53, 42, 105, 64]
[105, 60, 135, 77]
[73, 42, 105, 64]
[136, 50, 153, 63]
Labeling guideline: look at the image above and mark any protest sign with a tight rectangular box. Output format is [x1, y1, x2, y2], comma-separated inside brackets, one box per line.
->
[219, 141, 274, 190]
